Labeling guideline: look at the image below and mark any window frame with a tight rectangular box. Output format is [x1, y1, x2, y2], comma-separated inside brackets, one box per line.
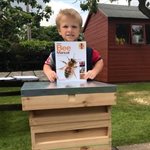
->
[115, 23, 148, 46]
[115, 23, 130, 46]
[131, 24, 145, 44]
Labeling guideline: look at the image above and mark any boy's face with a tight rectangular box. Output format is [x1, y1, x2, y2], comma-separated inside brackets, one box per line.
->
[58, 15, 81, 41]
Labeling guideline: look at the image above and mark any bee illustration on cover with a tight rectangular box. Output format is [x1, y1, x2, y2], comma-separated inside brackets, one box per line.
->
[58, 56, 78, 79]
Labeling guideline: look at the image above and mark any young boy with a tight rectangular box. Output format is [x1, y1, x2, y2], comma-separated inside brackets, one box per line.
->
[43, 8, 104, 82]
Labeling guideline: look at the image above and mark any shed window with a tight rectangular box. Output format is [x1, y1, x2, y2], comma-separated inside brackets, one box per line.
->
[131, 25, 145, 44]
[116, 24, 130, 45]
[145, 24, 150, 44]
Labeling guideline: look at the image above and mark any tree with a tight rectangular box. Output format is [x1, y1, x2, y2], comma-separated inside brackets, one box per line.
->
[31, 26, 63, 41]
[0, 0, 53, 41]
[1, 0, 149, 43]
[79, 0, 100, 13]
[139, 0, 150, 18]
[20, 0, 53, 40]
[0, 1, 27, 42]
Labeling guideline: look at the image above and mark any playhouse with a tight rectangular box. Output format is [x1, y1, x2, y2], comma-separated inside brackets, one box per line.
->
[83, 4, 150, 83]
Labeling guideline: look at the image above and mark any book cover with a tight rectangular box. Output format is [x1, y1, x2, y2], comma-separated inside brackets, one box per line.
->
[55, 41, 87, 83]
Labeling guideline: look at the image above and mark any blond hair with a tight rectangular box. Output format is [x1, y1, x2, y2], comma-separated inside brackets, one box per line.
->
[56, 8, 83, 29]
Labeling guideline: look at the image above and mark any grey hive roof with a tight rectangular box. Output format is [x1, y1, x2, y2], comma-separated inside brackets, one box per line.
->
[98, 3, 149, 19]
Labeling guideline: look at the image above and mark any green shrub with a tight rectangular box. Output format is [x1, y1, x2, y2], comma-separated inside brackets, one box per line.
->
[19, 40, 54, 52]
[0, 40, 54, 71]
[0, 39, 11, 52]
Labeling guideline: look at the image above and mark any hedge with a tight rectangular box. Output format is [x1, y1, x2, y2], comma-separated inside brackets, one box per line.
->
[0, 40, 54, 71]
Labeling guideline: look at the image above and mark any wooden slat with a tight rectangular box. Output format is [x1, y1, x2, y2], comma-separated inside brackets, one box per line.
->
[32, 129, 110, 150]
[22, 93, 116, 111]
[29, 107, 110, 126]
[22, 95, 67, 111]
[35, 128, 108, 143]
[32, 145, 111, 150]
[107, 107, 112, 138]
[31, 130, 36, 150]
[33, 136, 111, 150]
[31, 120, 110, 133]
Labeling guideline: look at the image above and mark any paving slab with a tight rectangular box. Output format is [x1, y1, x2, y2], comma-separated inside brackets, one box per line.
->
[117, 143, 150, 150]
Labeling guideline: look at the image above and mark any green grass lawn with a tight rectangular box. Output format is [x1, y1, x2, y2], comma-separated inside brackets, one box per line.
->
[0, 87, 21, 104]
[112, 82, 150, 146]
[0, 111, 30, 150]
[0, 82, 150, 150]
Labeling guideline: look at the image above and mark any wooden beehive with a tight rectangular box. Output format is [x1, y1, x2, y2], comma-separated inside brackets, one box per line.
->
[21, 81, 116, 150]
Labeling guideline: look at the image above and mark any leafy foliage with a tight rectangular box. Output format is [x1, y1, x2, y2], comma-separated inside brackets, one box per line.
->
[80, 0, 100, 13]
[0, 0, 149, 50]
[0, 0, 53, 41]
[0, 40, 53, 71]
[0, 39, 11, 52]
[139, 0, 150, 18]
[31, 26, 63, 41]
[19, 39, 53, 51]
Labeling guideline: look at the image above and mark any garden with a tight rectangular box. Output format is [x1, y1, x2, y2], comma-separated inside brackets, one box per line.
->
[1, 0, 150, 149]
[0, 82, 150, 150]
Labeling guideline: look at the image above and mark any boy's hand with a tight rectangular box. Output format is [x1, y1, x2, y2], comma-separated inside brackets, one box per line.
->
[84, 59, 104, 80]
[46, 70, 57, 82]
[84, 70, 97, 80]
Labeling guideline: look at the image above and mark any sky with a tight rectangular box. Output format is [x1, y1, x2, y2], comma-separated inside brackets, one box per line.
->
[40, 0, 139, 27]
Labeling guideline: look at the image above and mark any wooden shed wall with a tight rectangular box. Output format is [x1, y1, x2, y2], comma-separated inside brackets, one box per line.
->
[108, 18, 150, 82]
[84, 11, 108, 82]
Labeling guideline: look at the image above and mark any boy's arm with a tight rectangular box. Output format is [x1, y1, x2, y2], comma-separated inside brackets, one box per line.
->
[43, 64, 57, 82]
[84, 59, 104, 80]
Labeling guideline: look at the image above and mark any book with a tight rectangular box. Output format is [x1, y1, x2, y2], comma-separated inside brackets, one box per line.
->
[55, 41, 87, 83]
